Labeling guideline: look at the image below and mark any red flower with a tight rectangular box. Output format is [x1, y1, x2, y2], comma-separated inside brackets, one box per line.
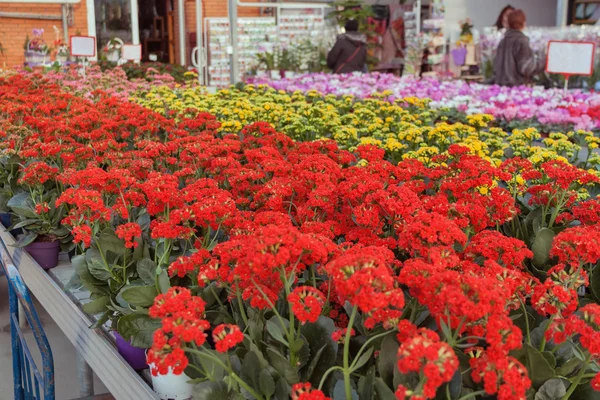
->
[115, 222, 142, 249]
[212, 324, 244, 353]
[72, 224, 92, 248]
[291, 383, 330, 400]
[19, 161, 59, 185]
[288, 286, 326, 324]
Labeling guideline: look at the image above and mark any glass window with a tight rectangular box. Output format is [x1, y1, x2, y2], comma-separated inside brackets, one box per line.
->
[95, 0, 133, 55]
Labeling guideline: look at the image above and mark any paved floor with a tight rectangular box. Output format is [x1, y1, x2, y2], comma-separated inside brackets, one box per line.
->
[0, 277, 110, 400]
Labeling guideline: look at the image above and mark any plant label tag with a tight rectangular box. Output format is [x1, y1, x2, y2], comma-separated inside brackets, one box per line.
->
[70, 36, 96, 57]
[122, 44, 142, 61]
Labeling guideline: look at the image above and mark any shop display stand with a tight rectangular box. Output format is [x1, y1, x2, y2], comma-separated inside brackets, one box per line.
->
[205, 17, 277, 87]
[422, 0, 447, 77]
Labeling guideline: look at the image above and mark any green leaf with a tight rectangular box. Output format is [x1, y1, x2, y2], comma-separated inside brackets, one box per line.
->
[274, 377, 290, 400]
[259, 369, 276, 398]
[512, 344, 556, 389]
[87, 257, 112, 281]
[302, 343, 327, 383]
[192, 381, 230, 400]
[358, 365, 376, 400]
[157, 269, 171, 294]
[117, 313, 161, 348]
[266, 317, 288, 346]
[447, 367, 462, 400]
[535, 378, 566, 400]
[531, 228, 555, 269]
[351, 347, 373, 372]
[82, 296, 110, 315]
[557, 358, 581, 377]
[571, 382, 600, 399]
[377, 334, 399, 386]
[7, 192, 38, 218]
[15, 232, 38, 248]
[10, 219, 39, 229]
[90, 310, 111, 329]
[266, 347, 299, 385]
[542, 352, 557, 369]
[374, 377, 396, 400]
[136, 258, 157, 285]
[97, 227, 126, 256]
[240, 350, 261, 393]
[121, 285, 158, 307]
[300, 317, 338, 387]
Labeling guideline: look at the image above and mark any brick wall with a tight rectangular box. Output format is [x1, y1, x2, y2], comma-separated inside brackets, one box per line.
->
[0, 2, 88, 68]
[0, 0, 261, 69]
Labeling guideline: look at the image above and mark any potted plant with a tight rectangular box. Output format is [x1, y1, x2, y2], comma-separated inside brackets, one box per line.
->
[103, 38, 124, 62]
[8, 161, 71, 269]
[24, 29, 50, 65]
[0, 155, 24, 235]
[53, 26, 70, 63]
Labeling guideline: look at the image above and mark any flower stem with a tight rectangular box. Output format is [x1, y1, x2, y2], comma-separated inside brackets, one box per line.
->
[343, 305, 358, 400]
[350, 330, 392, 371]
[561, 353, 591, 400]
[235, 288, 249, 328]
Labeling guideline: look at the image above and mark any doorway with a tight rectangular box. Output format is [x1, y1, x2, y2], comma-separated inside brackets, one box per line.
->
[138, 0, 175, 62]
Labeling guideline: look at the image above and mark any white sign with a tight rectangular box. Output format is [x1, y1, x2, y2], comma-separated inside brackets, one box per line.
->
[70, 36, 96, 57]
[121, 44, 142, 61]
[546, 41, 595, 76]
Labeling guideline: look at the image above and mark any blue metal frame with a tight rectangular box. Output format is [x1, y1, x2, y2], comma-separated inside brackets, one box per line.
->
[0, 242, 55, 400]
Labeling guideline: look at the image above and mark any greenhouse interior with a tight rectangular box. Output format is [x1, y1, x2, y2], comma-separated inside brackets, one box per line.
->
[3, 0, 600, 399]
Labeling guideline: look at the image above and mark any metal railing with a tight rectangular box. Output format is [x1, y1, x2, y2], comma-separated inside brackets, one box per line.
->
[0, 239, 55, 400]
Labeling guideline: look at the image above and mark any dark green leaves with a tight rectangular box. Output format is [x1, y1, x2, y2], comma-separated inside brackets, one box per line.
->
[117, 313, 161, 348]
[121, 285, 158, 307]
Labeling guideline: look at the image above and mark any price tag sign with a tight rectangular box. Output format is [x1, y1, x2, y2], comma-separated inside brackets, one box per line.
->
[546, 41, 595, 76]
[121, 44, 142, 61]
[70, 36, 96, 57]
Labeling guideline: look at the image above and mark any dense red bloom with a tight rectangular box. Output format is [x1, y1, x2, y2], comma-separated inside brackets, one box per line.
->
[469, 349, 531, 400]
[573, 198, 600, 225]
[396, 328, 459, 399]
[288, 286, 326, 324]
[291, 383, 330, 400]
[72, 224, 92, 248]
[212, 324, 244, 353]
[465, 230, 532, 269]
[326, 246, 404, 317]
[551, 225, 600, 266]
[115, 222, 142, 249]
[19, 161, 59, 185]
[397, 211, 466, 256]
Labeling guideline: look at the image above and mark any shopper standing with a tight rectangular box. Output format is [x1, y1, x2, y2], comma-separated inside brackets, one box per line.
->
[494, 9, 543, 87]
[494, 5, 515, 30]
[327, 20, 367, 74]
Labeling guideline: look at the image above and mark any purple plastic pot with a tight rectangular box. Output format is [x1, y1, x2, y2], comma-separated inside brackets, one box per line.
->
[25, 240, 60, 270]
[451, 47, 467, 66]
[114, 332, 148, 370]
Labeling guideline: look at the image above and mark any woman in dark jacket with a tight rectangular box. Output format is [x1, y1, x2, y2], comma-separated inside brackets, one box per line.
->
[494, 9, 544, 87]
[327, 20, 367, 74]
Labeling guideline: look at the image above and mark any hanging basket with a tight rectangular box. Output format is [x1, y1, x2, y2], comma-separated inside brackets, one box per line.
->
[451, 47, 468, 66]
[25, 39, 50, 65]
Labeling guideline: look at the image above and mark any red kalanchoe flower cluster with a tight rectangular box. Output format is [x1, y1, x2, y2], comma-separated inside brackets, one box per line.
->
[19, 161, 59, 185]
[396, 326, 458, 399]
[288, 286, 326, 324]
[148, 287, 210, 376]
[115, 222, 142, 249]
[212, 324, 244, 353]
[291, 383, 330, 400]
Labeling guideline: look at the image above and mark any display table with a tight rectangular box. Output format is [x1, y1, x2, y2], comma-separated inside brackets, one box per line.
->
[0, 228, 159, 400]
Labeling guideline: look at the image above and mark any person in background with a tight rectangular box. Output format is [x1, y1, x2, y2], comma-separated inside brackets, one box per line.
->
[494, 9, 544, 87]
[494, 5, 515, 30]
[327, 20, 367, 74]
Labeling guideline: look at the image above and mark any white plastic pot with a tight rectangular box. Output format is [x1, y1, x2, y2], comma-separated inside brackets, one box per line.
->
[149, 363, 194, 400]
[269, 70, 281, 80]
